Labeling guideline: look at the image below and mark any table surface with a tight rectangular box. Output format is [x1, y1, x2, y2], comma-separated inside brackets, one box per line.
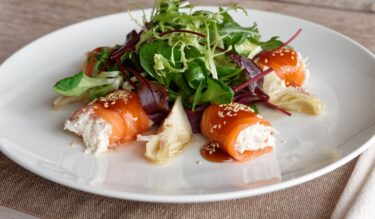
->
[0, 0, 374, 218]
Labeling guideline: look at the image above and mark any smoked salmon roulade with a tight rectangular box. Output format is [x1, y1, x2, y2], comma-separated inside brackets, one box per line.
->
[257, 47, 306, 87]
[256, 47, 325, 115]
[65, 90, 152, 154]
[200, 103, 278, 162]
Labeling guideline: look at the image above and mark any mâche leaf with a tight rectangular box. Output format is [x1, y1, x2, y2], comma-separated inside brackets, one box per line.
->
[139, 40, 181, 83]
[259, 36, 283, 51]
[184, 60, 206, 89]
[198, 78, 234, 105]
[53, 72, 122, 97]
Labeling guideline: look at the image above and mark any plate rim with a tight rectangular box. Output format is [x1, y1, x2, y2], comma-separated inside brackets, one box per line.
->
[1, 7, 375, 203]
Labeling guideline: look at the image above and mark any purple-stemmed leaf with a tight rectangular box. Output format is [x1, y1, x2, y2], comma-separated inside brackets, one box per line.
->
[137, 81, 170, 114]
[185, 105, 207, 133]
[126, 67, 170, 124]
[227, 52, 291, 116]
[111, 30, 143, 60]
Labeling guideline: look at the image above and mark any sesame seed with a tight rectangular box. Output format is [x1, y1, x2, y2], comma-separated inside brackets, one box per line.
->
[218, 111, 224, 118]
[99, 90, 130, 105]
[265, 58, 268, 64]
[203, 142, 221, 154]
[221, 102, 253, 115]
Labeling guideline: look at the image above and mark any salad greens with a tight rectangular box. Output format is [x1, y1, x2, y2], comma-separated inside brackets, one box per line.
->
[53, 71, 123, 99]
[53, 0, 292, 129]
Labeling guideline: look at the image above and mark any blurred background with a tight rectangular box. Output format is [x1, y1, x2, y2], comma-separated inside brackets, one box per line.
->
[0, 0, 374, 63]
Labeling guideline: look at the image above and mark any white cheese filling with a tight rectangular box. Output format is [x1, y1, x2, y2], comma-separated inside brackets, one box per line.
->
[298, 52, 310, 85]
[64, 108, 112, 155]
[262, 71, 287, 101]
[234, 123, 278, 154]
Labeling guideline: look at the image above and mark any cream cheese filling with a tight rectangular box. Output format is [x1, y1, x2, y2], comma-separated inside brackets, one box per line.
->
[64, 108, 112, 155]
[234, 123, 278, 154]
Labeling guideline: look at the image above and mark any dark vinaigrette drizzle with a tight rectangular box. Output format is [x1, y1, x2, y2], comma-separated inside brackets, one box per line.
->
[200, 142, 233, 163]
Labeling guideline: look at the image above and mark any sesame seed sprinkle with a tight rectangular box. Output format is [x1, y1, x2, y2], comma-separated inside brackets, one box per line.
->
[214, 103, 256, 128]
[99, 90, 131, 105]
[222, 102, 253, 113]
[203, 142, 221, 154]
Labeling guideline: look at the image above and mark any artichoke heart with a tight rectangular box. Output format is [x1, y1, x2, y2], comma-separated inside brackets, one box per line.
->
[137, 96, 193, 163]
[262, 72, 325, 115]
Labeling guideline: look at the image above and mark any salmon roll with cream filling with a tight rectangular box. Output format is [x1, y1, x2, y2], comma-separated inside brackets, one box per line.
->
[257, 47, 306, 87]
[200, 103, 278, 161]
[65, 90, 152, 154]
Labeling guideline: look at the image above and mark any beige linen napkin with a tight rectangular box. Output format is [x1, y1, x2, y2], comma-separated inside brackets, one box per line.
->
[0, 206, 39, 219]
[331, 144, 375, 219]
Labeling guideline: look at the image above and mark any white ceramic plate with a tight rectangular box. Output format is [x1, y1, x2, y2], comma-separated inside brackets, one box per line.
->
[1, 7, 375, 203]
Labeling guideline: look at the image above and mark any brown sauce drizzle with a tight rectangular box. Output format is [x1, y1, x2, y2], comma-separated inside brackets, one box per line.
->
[200, 142, 233, 163]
